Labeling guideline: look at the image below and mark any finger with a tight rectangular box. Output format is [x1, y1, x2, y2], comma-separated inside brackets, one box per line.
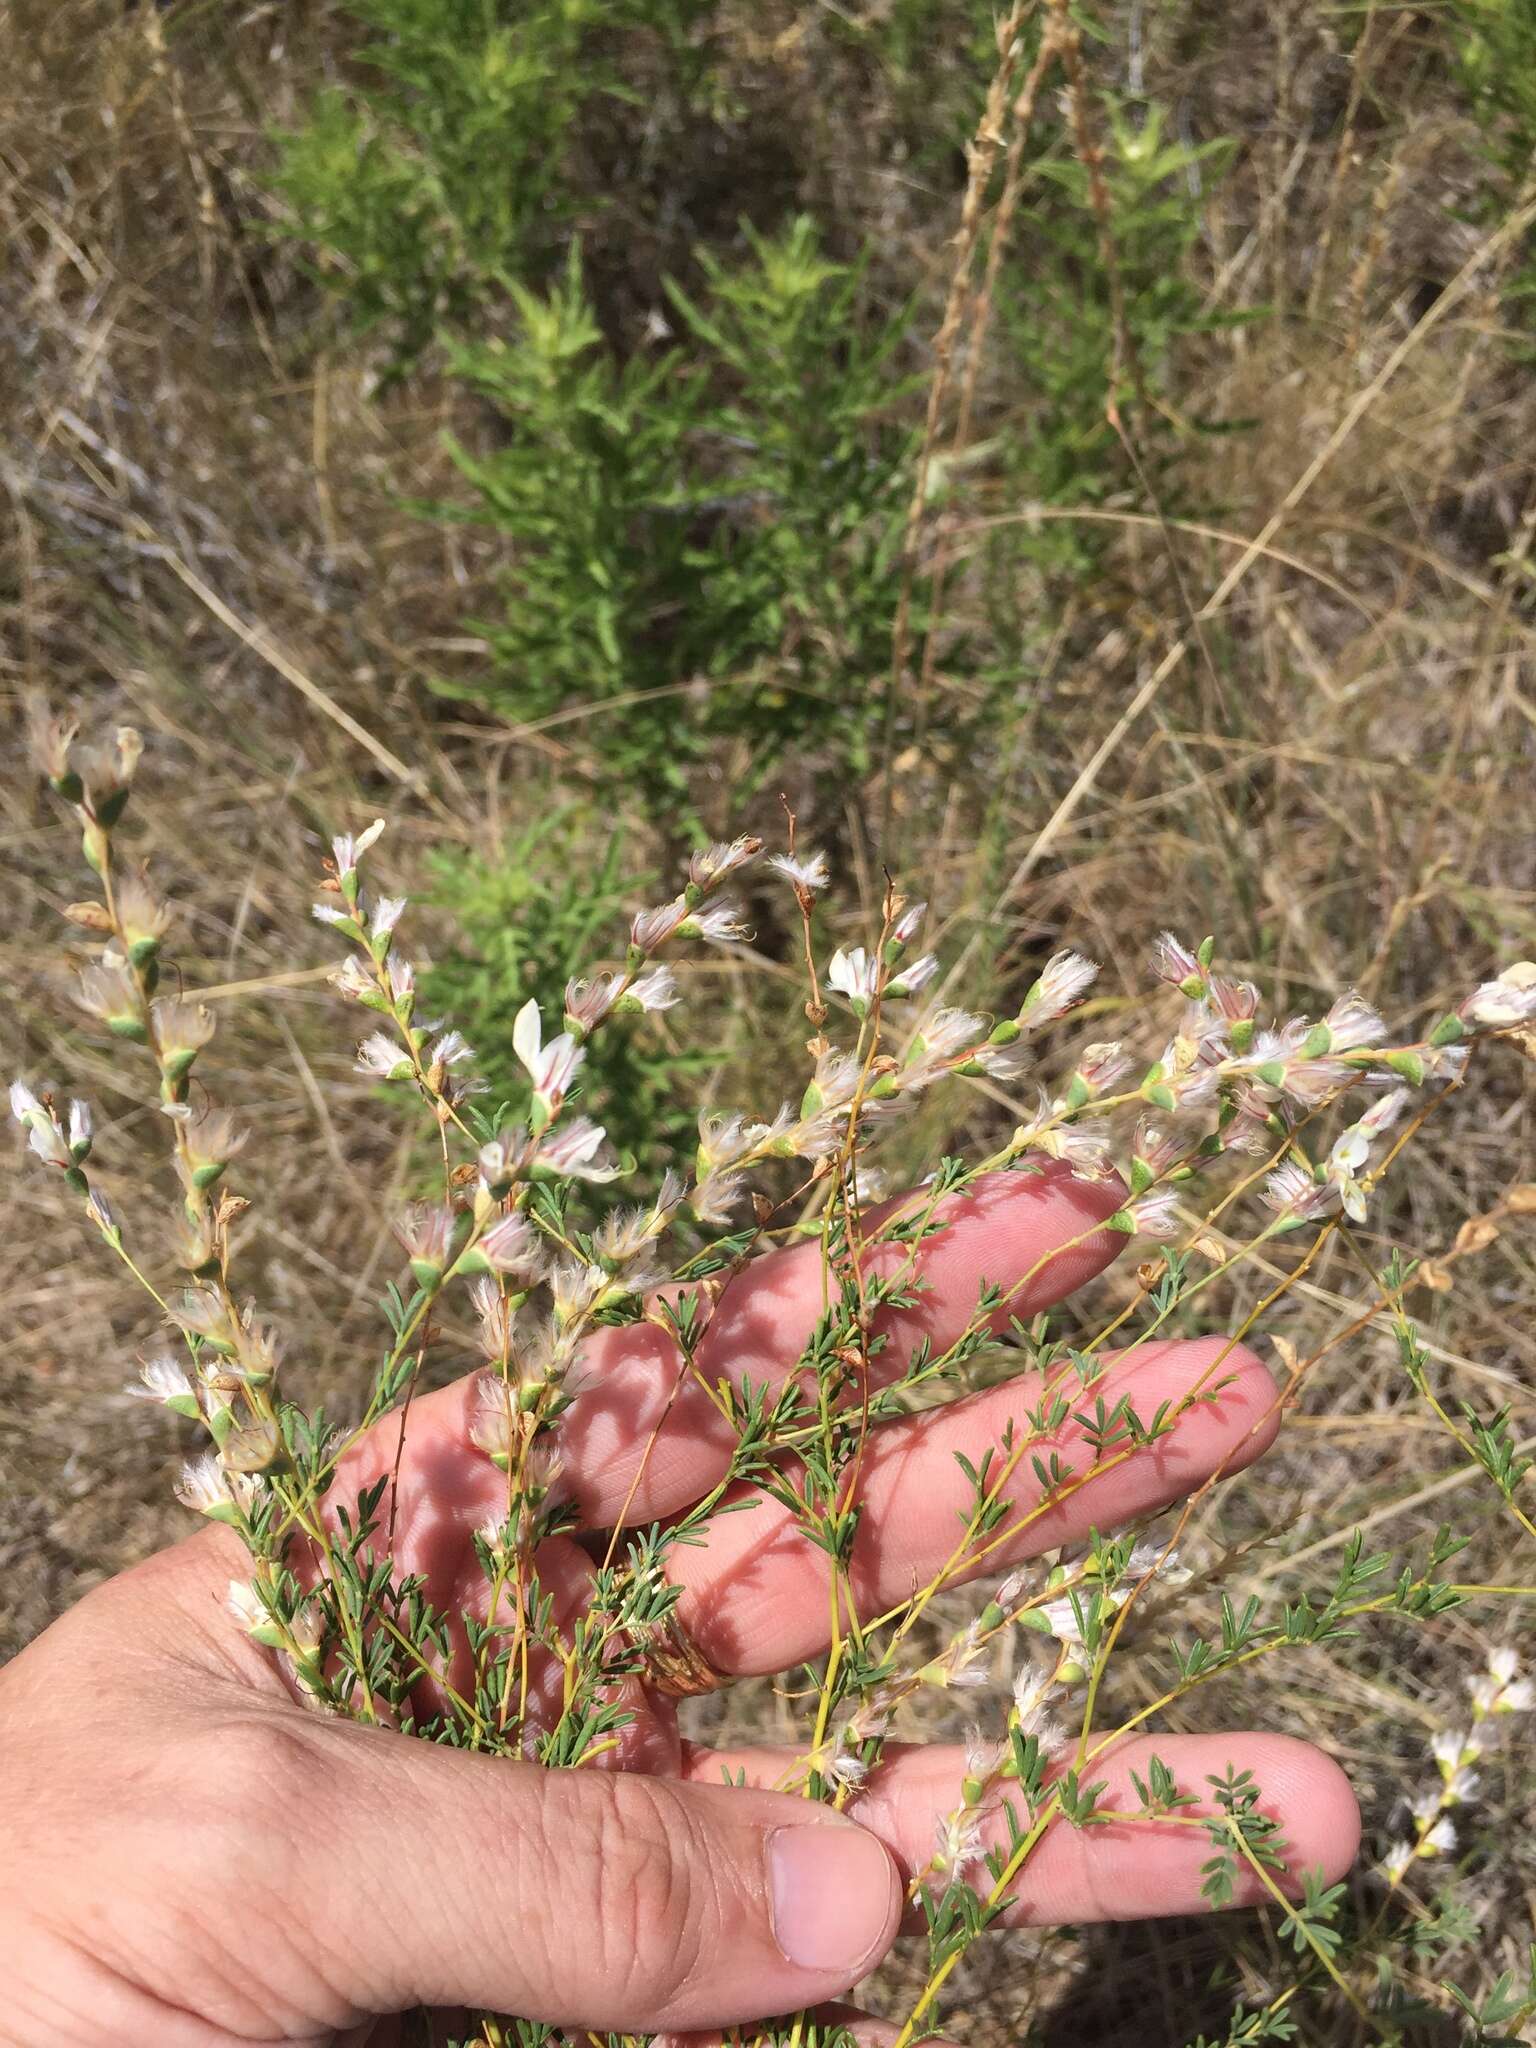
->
[684, 1733, 1361, 1926]
[240, 1706, 902, 2032]
[657, 2006, 959, 2047]
[334, 1164, 1125, 1573]
[669, 1335, 1280, 1674]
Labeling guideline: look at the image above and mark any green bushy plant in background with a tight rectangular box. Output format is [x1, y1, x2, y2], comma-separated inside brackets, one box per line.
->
[269, 0, 715, 368]
[431, 226, 914, 814]
[420, 817, 710, 1180]
[271, 0, 1245, 1001]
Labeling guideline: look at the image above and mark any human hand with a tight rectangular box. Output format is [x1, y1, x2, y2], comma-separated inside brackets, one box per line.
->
[0, 1165, 1358, 2046]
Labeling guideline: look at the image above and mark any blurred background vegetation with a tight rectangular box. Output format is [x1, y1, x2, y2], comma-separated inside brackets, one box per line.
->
[4, 0, 1536, 2039]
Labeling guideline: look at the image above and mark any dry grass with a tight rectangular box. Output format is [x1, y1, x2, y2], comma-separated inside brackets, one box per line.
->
[3, 2, 1536, 2041]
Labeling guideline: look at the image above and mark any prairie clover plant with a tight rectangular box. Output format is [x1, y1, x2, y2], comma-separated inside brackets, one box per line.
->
[14, 711, 1536, 2047]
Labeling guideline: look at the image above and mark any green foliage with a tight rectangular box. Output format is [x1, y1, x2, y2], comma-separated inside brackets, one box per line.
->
[268, 0, 712, 364]
[431, 224, 913, 813]
[1452, 0, 1536, 349]
[421, 819, 702, 1175]
[985, 96, 1237, 590]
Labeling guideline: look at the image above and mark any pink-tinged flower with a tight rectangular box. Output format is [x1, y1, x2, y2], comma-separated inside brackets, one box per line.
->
[828, 946, 881, 1010]
[564, 973, 623, 1033]
[469, 1375, 516, 1462]
[330, 819, 386, 877]
[890, 900, 927, 946]
[393, 1202, 457, 1272]
[1356, 1086, 1412, 1138]
[1462, 966, 1536, 1029]
[1022, 950, 1099, 1026]
[330, 956, 376, 1004]
[429, 1029, 475, 1070]
[1324, 991, 1386, 1050]
[767, 850, 830, 894]
[357, 1032, 411, 1079]
[480, 1208, 541, 1277]
[687, 836, 761, 887]
[1207, 975, 1259, 1024]
[1077, 1041, 1131, 1093]
[697, 1105, 794, 1170]
[628, 965, 679, 1011]
[693, 1169, 746, 1225]
[385, 953, 414, 1006]
[536, 1115, 619, 1182]
[973, 1038, 1030, 1083]
[888, 952, 939, 999]
[1151, 933, 1204, 988]
[686, 898, 749, 945]
[1420, 1041, 1469, 1083]
[1261, 1160, 1337, 1219]
[369, 895, 407, 944]
[631, 897, 687, 952]
[1126, 1188, 1182, 1240]
[932, 1809, 988, 1875]
[77, 956, 142, 1033]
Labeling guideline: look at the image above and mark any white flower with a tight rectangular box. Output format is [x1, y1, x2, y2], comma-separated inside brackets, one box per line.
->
[828, 946, 880, 1009]
[690, 898, 749, 945]
[1381, 1840, 1414, 1884]
[428, 1029, 475, 1071]
[330, 956, 376, 1003]
[312, 901, 356, 929]
[1152, 933, 1203, 988]
[767, 850, 830, 894]
[1012, 1664, 1052, 1731]
[1322, 991, 1385, 1050]
[888, 952, 939, 999]
[356, 1031, 410, 1079]
[174, 1453, 249, 1519]
[480, 1209, 541, 1277]
[1463, 967, 1536, 1029]
[1325, 1127, 1372, 1223]
[693, 1169, 746, 1224]
[1023, 951, 1099, 1026]
[891, 900, 927, 946]
[1421, 1816, 1457, 1856]
[933, 1810, 988, 1874]
[9, 1080, 42, 1124]
[1127, 1189, 1181, 1240]
[1446, 1766, 1480, 1804]
[631, 897, 687, 952]
[629, 966, 679, 1012]
[827, 1752, 870, 1791]
[126, 1350, 196, 1411]
[227, 1579, 277, 1638]
[687, 837, 760, 887]
[512, 1000, 584, 1106]
[1489, 1645, 1520, 1685]
[1431, 1727, 1479, 1773]
[369, 896, 407, 943]
[469, 1377, 515, 1460]
[1039, 1595, 1085, 1646]
[1357, 1086, 1412, 1137]
[331, 819, 385, 876]
[1262, 1160, 1337, 1219]
[536, 1116, 620, 1182]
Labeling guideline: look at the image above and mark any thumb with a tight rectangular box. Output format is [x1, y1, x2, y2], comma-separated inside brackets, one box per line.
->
[265, 1712, 902, 2033]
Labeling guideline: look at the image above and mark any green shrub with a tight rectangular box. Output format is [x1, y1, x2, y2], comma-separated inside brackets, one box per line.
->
[430, 224, 913, 813]
[420, 817, 706, 1180]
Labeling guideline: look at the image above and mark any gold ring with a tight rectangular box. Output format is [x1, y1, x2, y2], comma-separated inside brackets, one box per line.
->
[641, 1611, 729, 1698]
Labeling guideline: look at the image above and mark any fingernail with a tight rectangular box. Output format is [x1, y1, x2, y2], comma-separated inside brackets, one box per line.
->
[768, 1822, 896, 1975]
